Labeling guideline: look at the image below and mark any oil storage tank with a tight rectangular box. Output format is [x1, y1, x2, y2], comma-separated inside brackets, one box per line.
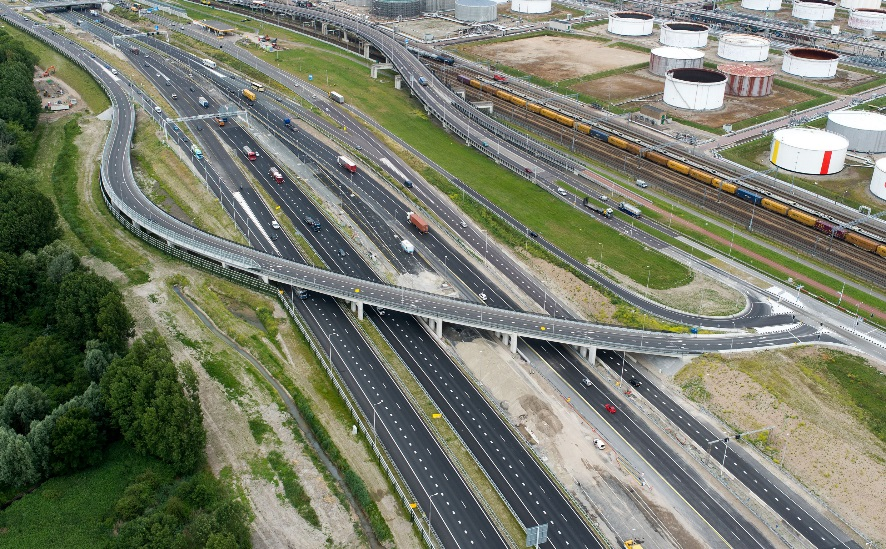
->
[512, 0, 551, 12]
[455, 0, 496, 21]
[371, 0, 423, 17]
[718, 34, 770, 61]
[608, 12, 654, 36]
[872, 158, 886, 201]
[792, 0, 836, 27]
[742, 0, 782, 10]
[782, 47, 839, 78]
[650, 47, 705, 76]
[659, 22, 709, 48]
[663, 68, 727, 110]
[841, 0, 880, 9]
[826, 110, 886, 152]
[770, 128, 848, 174]
[848, 8, 886, 34]
[718, 64, 775, 96]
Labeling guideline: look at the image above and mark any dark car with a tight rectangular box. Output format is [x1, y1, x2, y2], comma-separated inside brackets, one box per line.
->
[628, 377, 642, 388]
[528, 230, 539, 238]
[336, 248, 347, 257]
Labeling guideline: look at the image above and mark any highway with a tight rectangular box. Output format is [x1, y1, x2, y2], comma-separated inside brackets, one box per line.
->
[18, 11, 506, 548]
[20, 6, 867, 548]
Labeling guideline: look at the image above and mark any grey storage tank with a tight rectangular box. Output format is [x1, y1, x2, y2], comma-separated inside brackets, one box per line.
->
[649, 47, 705, 76]
[371, 0, 423, 18]
[455, 0, 497, 21]
[826, 109, 886, 152]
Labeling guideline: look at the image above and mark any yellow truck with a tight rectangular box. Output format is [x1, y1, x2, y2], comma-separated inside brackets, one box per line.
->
[242, 88, 256, 102]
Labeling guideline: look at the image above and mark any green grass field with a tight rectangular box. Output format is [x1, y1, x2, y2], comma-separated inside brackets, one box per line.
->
[0, 443, 171, 548]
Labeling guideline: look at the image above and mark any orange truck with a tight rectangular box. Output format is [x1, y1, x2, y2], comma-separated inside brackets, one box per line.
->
[406, 211, 428, 234]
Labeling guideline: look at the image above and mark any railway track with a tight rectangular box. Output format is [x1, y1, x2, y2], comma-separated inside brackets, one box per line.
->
[444, 64, 886, 244]
[441, 72, 886, 287]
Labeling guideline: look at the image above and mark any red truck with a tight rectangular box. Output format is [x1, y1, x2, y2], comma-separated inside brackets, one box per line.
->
[407, 211, 428, 234]
[493, 74, 508, 82]
[337, 155, 357, 173]
[268, 166, 283, 184]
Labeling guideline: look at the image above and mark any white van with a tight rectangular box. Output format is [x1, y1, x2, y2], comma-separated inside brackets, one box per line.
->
[593, 439, 606, 450]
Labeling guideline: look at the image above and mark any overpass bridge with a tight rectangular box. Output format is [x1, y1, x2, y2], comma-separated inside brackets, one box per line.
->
[4, 5, 839, 358]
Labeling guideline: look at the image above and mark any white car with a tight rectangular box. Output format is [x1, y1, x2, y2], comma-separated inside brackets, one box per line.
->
[271, 220, 280, 230]
[557, 187, 567, 196]
[593, 439, 606, 450]
[581, 378, 592, 387]
[154, 106, 162, 113]
[478, 292, 487, 301]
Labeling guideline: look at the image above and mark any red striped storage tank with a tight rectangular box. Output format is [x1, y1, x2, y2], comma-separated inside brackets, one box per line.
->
[770, 128, 848, 175]
[717, 64, 775, 96]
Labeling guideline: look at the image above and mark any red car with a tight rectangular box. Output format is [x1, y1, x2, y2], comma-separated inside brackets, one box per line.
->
[604, 403, 617, 414]
[493, 74, 508, 82]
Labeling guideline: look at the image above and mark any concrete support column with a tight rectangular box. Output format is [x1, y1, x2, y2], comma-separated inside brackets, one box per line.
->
[363, 42, 370, 58]
[350, 300, 357, 313]
[394, 75, 402, 89]
[321, 22, 328, 34]
[434, 318, 442, 339]
[509, 334, 518, 354]
[260, 275, 269, 284]
[342, 30, 348, 42]
[356, 301, 363, 321]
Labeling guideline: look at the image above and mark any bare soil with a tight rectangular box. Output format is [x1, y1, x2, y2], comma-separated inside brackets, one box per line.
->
[675, 348, 886, 545]
[572, 71, 662, 103]
[464, 36, 649, 81]
[660, 83, 815, 129]
[34, 70, 89, 121]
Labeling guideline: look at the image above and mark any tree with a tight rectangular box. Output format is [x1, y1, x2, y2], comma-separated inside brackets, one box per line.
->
[0, 164, 60, 255]
[49, 405, 102, 475]
[0, 251, 26, 321]
[101, 331, 205, 474]
[0, 383, 52, 435]
[83, 347, 110, 382]
[0, 119, 33, 165]
[0, 426, 39, 488]
[55, 269, 133, 353]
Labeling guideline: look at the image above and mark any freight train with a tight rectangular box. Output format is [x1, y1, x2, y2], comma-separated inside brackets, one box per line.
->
[456, 74, 886, 260]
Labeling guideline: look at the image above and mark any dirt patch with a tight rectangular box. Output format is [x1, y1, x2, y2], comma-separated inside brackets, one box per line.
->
[464, 36, 648, 81]
[572, 71, 662, 103]
[522, 252, 618, 322]
[660, 82, 815, 129]
[34, 70, 89, 121]
[676, 349, 886, 545]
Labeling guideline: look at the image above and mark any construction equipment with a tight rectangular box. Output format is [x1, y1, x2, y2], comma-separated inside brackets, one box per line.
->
[624, 540, 644, 549]
[42, 65, 55, 77]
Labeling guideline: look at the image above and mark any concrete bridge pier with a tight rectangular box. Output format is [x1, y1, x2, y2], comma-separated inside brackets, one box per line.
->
[371, 63, 393, 78]
[321, 22, 328, 34]
[499, 332, 518, 353]
[575, 345, 597, 362]
[422, 317, 443, 338]
[394, 75, 402, 89]
[350, 300, 364, 321]
[363, 42, 370, 58]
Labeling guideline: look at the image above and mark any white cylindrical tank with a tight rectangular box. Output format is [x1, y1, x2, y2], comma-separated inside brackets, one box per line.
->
[511, 0, 551, 12]
[841, 0, 880, 9]
[718, 34, 770, 61]
[848, 8, 886, 30]
[718, 64, 776, 96]
[872, 158, 886, 200]
[770, 128, 848, 174]
[742, 0, 782, 10]
[826, 110, 886, 152]
[608, 12, 654, 36]
[649, 47, 705, 76]
[792, 0, 836, 20]
[659, 22, 709, 48]
[663, 68, 727, 110]
[455, 0, 497, 21]
[348, 0, 372, 7]
[782, 47, 839, 78]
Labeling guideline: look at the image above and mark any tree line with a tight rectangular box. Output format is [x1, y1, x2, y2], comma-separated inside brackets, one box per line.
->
[0, 30, 250, 547]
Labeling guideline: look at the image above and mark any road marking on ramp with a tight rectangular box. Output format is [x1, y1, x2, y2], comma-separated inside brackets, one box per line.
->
[233, 192, 280, 255]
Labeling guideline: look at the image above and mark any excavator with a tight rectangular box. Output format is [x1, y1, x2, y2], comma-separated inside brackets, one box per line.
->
[42, 65, 55, 77]
[624, 540, 644, 549]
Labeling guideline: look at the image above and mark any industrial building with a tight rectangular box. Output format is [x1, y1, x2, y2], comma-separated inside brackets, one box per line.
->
[770, 128, 848, 174]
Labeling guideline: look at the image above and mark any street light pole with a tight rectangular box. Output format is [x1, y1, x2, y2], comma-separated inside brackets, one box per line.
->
[428, 492, 441, 531]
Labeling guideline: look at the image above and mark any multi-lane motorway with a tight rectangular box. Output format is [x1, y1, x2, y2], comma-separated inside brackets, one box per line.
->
[12, 4, 870, 548]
